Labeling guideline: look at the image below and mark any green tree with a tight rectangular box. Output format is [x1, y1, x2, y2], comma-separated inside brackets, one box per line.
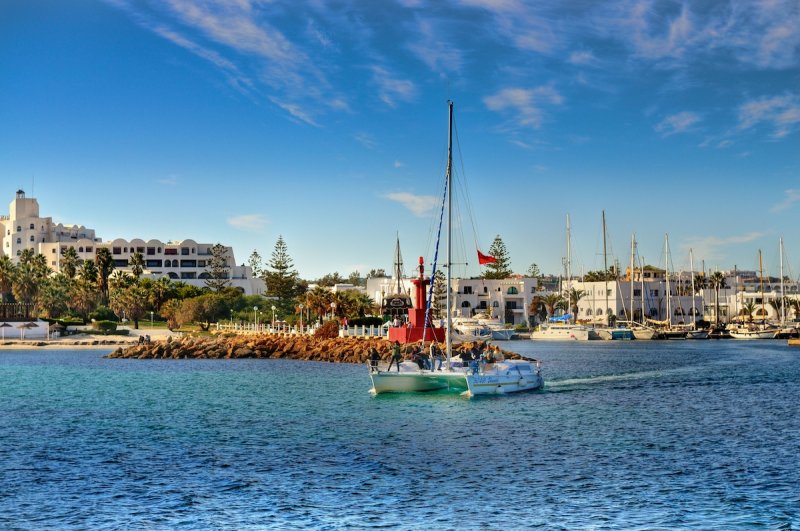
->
[95, 247, 115, 304]
[566, 287, 586, 320]
[13, 255, 48, 306]
[740, 301, 756, 322]
[305, 286, 333, 322]
[36, 273, 72, 319]
[709, 270, 727, 326]
[367, 268, 387, 278]
[61, 247, 79, 279]
[79, 260, 98, 284]
[262, 235, 299, 314]
[205, 243, 231, 292]
[542, 293, 564, 317]
[68, 279, 98, 321]
[129, 251, 145, 279]
[431, 269, 447, 319]
[110, 283, 151, 329]
[0, 255, 15, 303]
[526, 263, 541, 278]
[182, 293, 226, 331]
[247, 250, 263, 278]
[317, 272, 344, 287]
[482, 235, 513, 279]
[347, 270, 363, 286]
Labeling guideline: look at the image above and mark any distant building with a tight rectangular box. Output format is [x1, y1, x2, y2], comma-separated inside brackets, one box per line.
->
[0, 190, 264, 295]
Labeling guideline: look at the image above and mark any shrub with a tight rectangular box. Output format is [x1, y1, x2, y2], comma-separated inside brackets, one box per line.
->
[91, 320, 118, 333]
[90, 306, 118, 322]
[314, 320, 340, 339]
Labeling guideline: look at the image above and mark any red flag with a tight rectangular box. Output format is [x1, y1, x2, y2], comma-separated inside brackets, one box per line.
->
[477, 250, 497, 264]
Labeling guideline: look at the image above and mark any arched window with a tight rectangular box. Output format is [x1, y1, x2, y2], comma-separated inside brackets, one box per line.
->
[674, 308, 684, 315]
[29, 235, 34, 242]
[16, 250, 21, 256]
[586, 309, 593, 316]
[507, 287, 518, 294]
[461, 301, 471, 308]
[492, 301, 499, 307]
[167, 272, 179, 279]
[198, 272, 211, 279]
[16, 226, 21, 232]
[29, 223, 34, 229]
[78, 247, 84, 252]
[16, 238, 21, 244]
[483, 286, 488, 293]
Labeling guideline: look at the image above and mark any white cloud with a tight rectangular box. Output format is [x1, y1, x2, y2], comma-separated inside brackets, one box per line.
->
[654, 111, 701, 136]
[484, 86, 563, 129]
[407, 17, 464, 76]
[393, 160, 404, 168]
[227, 214, 268, 231]
[384, 192, 438, 217]
[354, 132, 377, 149]
[771, 189, 800, 213]
[371, 66, 416, 108]
[738, 93, 800, 138]
[568, 50, 595, 66]
[682, 231, 765, 262]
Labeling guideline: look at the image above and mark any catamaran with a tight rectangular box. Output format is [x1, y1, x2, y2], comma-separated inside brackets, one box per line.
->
[369, 101, 543, 396]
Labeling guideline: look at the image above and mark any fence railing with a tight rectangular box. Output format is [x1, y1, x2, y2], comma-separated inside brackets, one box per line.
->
[215, 322, 389, 339]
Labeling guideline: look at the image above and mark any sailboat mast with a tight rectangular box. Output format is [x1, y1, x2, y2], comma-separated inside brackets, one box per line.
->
[780, 237, 786, 325]
[640, 255, 646, 324]
[629, 234, 635, 325]
[446, 101, 454, 364]
[759, 249, 765, 326]
[566, 214, 572, 321]
[690, 248, 696, 331]
[665, 234, 672, 327]
[602, 210, 609, 325]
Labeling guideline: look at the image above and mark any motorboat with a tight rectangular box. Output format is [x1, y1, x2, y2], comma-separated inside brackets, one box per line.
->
[531, 314, 596, 341]
[728, 325, 778, 340]
[464, 359, 544, 396]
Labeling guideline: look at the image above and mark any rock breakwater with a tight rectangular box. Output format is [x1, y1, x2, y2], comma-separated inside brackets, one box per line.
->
[106, 333, 521, 363]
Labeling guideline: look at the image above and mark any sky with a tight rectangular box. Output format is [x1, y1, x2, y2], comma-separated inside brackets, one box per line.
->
[1, 0, 799, 281]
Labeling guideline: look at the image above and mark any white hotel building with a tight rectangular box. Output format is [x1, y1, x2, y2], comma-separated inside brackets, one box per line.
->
[1, 190, 264, 295]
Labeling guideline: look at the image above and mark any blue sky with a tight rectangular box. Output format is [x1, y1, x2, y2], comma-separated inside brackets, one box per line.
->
[2, 0, 799, 280]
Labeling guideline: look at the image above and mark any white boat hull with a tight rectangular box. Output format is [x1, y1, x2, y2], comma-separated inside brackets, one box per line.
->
[490, 329, 516, 340]
[729, 329, 778, 340]
[686, 330, 710, 340]
[531, 326, 591, 341]
[631, 328, 656, 340]
[369, 365, 467, 394]
[464, 360, 544, 396]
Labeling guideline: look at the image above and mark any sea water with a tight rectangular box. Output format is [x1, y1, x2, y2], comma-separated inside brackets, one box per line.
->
[1, 341, 798, 529]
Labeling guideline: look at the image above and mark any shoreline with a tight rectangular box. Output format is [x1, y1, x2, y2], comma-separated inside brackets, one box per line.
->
[0, 338, 139, 350]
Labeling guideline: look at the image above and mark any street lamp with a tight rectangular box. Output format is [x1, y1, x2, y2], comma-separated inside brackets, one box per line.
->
[253, 306, 258, 330]
[230, 309, 233, 327]
[299, 303, 304, 333]
[271, 305, 276, 328]
[330, 301, 336, 321]
[150, 311, 154, 327]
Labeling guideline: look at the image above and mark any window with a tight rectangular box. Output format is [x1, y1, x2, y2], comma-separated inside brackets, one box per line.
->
[78, 247, 84, 252]
[619, 309, 626, 316]
[606, 289, 612, 296]
[586, 308, 593, 316]
[165, 248, 178, 255]
[633, 289, 641, 296]
[113, 259, 128, 267]
[484, 287, 488, 293]
[180, 272, 196, 279]
[650, 289, 659, 297]
[86, 247, 92, 252]
[136, 247, 145, 253]
[146, 260, 163, 268]
[112, 247, 121, 255]
[16, 250, 21, 256]
[180, 260, 197, 268]
[29, 223, 34, 229]
[29, 235, 34, 242]
[505, 301, 517, 309]
[507, 287, 519, 294]
[181, 248, 190, 255]
[147, 247, 155, 255]
[198, 260, 206, 267]
[492, 301, 499, 307]
[16, 238, 21, 244]
[461, 301, 471, 308]
[463, 286, 473, 294]
[16, 226, 21, 232]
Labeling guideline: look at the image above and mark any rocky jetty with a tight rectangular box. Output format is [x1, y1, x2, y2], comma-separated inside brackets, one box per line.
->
[105, 333, 522, 363]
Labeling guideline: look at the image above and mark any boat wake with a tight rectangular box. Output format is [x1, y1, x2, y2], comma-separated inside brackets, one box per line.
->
[544, 367, 685, 392]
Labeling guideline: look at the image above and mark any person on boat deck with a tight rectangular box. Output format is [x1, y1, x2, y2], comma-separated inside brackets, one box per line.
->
[430, 342, 443, 371]
[368, 347, 380, 372]
[388, 341, 403, 372]
[458, 347, 472, 366]
[392, 317, 400, 328]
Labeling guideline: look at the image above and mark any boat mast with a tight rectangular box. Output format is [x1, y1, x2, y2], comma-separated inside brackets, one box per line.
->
[446, 101, 454, 366]
[665, 234, 672, 328]
[780, 237, 786, 325]
[602, 210, 609, 325]
[690, 248, 696, 331]
[629, 234, 635, 325]
[640, 255, 646, 325]
[759, 249, 765, 327]
[566, 214, 572, 322]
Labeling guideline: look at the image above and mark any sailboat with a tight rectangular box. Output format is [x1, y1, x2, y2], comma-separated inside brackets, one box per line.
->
[594, 211, 633, 340]
[729, 250, 778, 339]
[531, 215, 595, 341]
[685, 248, 709, 339]
[369, 101, 543, 395]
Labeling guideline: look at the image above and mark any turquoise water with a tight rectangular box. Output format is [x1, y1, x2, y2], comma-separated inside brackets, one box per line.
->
[1, 341, 799, 529]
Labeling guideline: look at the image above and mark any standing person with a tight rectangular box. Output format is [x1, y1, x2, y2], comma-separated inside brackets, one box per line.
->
[392, 316, 400, 328]
[430, 342, 443, 371]
[388, 341, 403, 372]
[369, 346, 381, 372]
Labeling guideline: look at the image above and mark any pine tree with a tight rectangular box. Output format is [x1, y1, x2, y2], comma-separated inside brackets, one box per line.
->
[482, 235, 513, 279]
[262, 235, 299, 314]
[247, 250, 263, 278]
[205, 243, 231, 292]
[431, 269, 447, 319]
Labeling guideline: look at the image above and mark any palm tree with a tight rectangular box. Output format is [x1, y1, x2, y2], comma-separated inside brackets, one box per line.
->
[0, 255, 14, 303]
[36, 273, 71, 319]
[79, 260, 98, 285]
[95, 248, 115, 305]
[528, 295, 546, 324]
[709, 271, 727, 326]
[566, 288, 585, 321]
[740, 301, 756, 323]
[61, 247, 79, 279]
[306, 286, 333, 322]
[109, 270, 134, 291]
[129, 251, 145, 279]
[68, 279, 98, 321]
[542, 293, 564, 318]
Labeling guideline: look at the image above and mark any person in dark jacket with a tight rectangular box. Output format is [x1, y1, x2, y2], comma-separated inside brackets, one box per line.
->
[388, 341, 403, 372]
[369, 347, 381, 372]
